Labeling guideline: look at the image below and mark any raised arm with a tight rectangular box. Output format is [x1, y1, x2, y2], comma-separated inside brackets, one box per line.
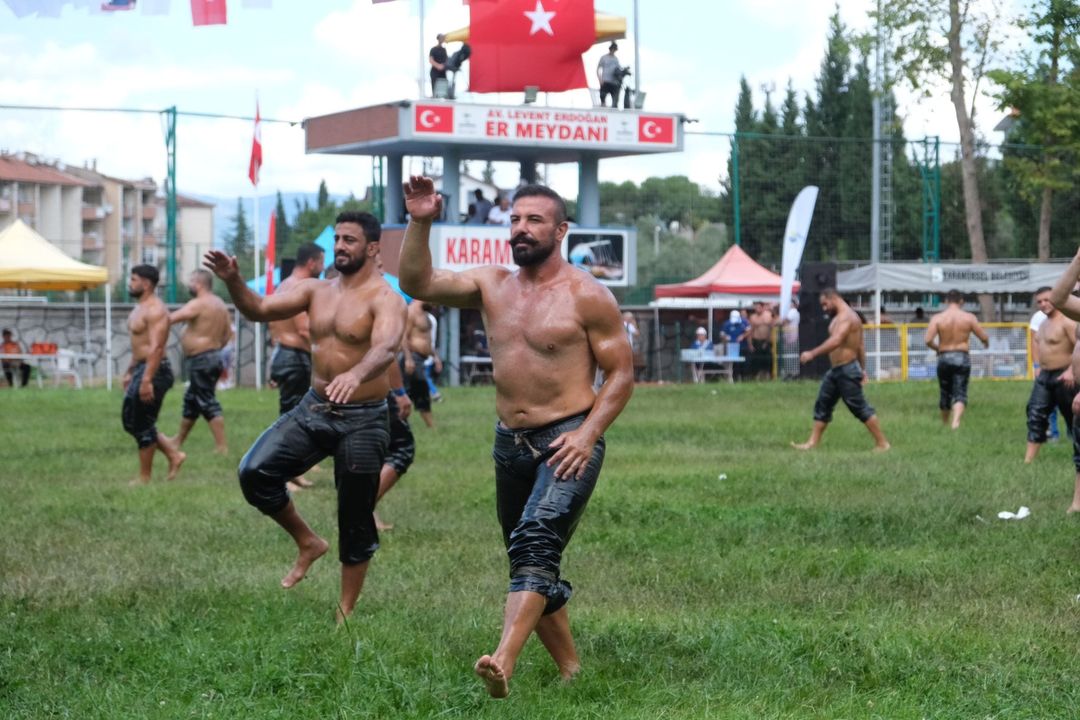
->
[203, 250, 314, 322]
[139, 304, 171, 403]
[323, 288, 408, 404]
[547, 285, 634, 480]
[1050, 248, 1080, 321]
[924, 316, 940, 352]
[398, 176, 486, 308]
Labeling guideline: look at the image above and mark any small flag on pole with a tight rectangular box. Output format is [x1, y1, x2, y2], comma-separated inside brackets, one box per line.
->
[248, 101, 262, 187]
[264, 212, 276, 295]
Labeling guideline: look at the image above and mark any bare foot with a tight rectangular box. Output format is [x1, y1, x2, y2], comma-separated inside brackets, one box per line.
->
[374, 511, 394, 532]
[166, 450, 187, 480]
[791, 441, 816, 451]
[1067, 505, 1080, 515]
[281, 536, 329, 589]
[128, 476, 151, 486]
[873, 442, 891, 453]
[292, 475, 314, 488]
[558, 662, 581, 682]
[474, 655, 509, 699]
[286, 481, 304, 493]
[214, 446, 229, 456]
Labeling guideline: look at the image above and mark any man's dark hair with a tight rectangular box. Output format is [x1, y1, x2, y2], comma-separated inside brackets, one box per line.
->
[335, 211, 381, 243]
[131, 264, 159, 286]
[512, 184, 568, 224]
[1036, 286, 1052, 295]
[819, 287, 839, 299]
[946, 289, 963, 304]
[474, 188, 485, 200]
[2, 328, 11, 336]
[296, 242, 324, 266]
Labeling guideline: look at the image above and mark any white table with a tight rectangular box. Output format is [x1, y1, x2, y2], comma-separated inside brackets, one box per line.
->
[0, 352, 94, 388]
[460, 354, 494, 385]
[680, 348, 745, 384]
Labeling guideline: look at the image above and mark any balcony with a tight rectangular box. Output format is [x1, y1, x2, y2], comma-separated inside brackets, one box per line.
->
[142, 205, 157, 221]
[81, 204, 108, 221]
[82, 233, 104, 251]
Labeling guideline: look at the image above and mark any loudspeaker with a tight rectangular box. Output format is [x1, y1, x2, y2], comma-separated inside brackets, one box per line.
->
[281, 258, 296, 281]
[798, 262, 837, 379]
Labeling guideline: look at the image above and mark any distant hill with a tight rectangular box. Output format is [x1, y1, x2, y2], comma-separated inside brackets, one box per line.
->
[187, 192, 353, 248]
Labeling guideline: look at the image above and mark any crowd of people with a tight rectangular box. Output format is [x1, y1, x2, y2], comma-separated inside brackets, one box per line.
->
[105, 176, 1080, 702]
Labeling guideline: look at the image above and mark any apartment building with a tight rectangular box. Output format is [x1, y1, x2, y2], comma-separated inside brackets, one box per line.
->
[0, 153, 214, 289]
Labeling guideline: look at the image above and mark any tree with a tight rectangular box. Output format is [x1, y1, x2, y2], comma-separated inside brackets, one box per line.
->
[274, 190, 292, 258]
[224, 198, 254, 274]
[989, 0, 1080, 259]
[879, 0, 1003, 316]
[317, 179, 329, 210]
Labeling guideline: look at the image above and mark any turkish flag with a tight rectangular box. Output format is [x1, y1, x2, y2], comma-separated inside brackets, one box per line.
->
[248, 102, 262, 185]
[638, 115, 675, 144]
[414, 104, 455, 134]
[191, 0, 227, 26]
[264, 212, 276, 295]
[469, 0, 594, 93]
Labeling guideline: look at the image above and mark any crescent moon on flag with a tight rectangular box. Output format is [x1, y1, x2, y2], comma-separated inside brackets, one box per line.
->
[642, 120, 660, 139]
[419, 110, 439, 128]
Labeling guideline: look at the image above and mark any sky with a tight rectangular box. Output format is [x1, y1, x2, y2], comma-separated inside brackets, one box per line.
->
[0, 0, 1025, 209]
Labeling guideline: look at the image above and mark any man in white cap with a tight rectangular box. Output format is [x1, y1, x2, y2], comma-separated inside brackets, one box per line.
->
[689, 326, 714, 382]
[720, 310, 749, 377]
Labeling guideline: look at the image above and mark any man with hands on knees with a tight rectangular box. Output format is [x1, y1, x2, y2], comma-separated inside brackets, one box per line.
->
[398, 175, 634, 698]
[204, 211, 407, 623]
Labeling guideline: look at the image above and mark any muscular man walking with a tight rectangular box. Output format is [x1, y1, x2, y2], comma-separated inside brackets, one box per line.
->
[122, 264, 185, 484]
[401, 299, 439, 428]
[923, 289, 989, 430]
[1049, 260, 1080, 511]
[168, 269, 231, 453]
[269, 243, 325, 416]
[205, 212, 406, 622]
[1024, 286, 1077, 465]
[269, 243, 325, 489]
[748, 302, 775, 380]
[792, 288, 890, 451]
[399, 176, 634, 698]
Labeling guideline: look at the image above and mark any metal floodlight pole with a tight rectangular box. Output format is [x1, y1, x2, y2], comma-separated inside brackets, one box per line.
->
[633, 0, 641, 97]
[164, 105, 178, 303]
[418, 0, 427, 99]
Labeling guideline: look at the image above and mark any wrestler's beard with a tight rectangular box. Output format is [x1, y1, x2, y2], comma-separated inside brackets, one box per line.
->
[335, 252, 366, 275]
[510, 232, 555, 267]
[128, 287, 143, 299]
[188, 287, 198, 298]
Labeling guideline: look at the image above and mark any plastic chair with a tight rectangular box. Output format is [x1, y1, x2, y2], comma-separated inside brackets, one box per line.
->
[52, 349, 82, 388]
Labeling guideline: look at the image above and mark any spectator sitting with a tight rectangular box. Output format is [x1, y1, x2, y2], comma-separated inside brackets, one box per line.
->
[2, 328, 31, 387]
[689, 326, 714, 382]
[486, 195, 512, 226]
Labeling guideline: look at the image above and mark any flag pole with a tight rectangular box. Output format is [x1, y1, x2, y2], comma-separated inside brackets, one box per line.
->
[253, 190, 262, 390]
[418, 0, 426, 98]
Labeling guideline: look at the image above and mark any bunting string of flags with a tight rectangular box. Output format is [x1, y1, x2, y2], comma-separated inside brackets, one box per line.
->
[1, 0, 272, 24]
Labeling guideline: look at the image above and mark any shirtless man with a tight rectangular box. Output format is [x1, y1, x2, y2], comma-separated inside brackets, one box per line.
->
[923, 289, 989, 430]
[1045, 270, 1080, 513]
[205, 211, 406, 623]
[401, 299, 439, 428]
[1023, 286, 1077, 466]
[269, 243, 325, 489]
[399, 176, 634, 698]
[792, 288, 890, 451]
[748, 302, 775, 380]
[122, 265, 185, 484]
[168, 269, 231, 453]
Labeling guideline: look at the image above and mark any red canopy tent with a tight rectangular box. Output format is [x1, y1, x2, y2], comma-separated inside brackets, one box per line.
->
[653, 245, 797, 304]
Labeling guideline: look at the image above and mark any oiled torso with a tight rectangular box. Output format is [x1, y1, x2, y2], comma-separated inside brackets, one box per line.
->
[480, 267, 598, 428]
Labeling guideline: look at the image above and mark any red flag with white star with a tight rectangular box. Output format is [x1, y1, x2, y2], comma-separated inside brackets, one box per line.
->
[469, 0, 594, 93]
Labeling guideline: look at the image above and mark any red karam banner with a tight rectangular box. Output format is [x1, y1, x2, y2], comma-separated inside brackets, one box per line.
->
[191, 0, 226, 25]
[469, 0, 594, 92]
[410, 103, 680, 150]
[431, 226, 567, 272]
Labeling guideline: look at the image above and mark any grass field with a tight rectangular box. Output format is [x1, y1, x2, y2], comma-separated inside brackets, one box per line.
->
[4, 379, 1080, 719]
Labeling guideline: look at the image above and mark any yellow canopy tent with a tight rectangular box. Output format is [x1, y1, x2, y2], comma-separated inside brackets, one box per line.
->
[0, 219, 114, 388]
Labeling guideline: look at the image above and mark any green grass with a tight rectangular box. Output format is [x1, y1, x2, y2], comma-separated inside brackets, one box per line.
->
[4, 380, 1080, 718]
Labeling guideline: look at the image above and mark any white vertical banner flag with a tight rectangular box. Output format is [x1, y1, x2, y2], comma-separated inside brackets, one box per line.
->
[141, 0, 171, 14]
[779, 186, 819, 315]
